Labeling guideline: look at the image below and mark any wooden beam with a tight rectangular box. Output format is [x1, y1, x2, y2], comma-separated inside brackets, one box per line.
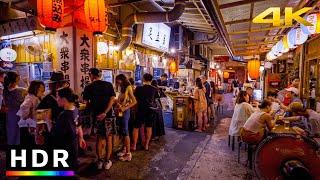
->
[219, 0, 266, 9]
[228, 25, 291, 35]
[225, 19, 251, 25]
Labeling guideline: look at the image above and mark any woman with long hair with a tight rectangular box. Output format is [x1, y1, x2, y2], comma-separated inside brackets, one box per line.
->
[3, 71, 27, 145]
[17, 80, 45, 145]
[194, 77, 208, 132]
[209, 81, 216, 121]
[229, 91, 254, 137]
[151, 80, 165, 140]
[241, 99, 274, 144]
[115, 74, 137, 161]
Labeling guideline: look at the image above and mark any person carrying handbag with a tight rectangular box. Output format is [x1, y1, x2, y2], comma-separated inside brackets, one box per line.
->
[115, 74, 137, 161]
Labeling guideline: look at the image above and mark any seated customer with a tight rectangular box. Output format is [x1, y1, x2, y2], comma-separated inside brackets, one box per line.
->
[285, 102, 320, 137]
[229, 91, 254, 137]
[240, 99, 275, 144]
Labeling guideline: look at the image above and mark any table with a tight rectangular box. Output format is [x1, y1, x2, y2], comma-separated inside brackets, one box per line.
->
[271, 125, 296, 134]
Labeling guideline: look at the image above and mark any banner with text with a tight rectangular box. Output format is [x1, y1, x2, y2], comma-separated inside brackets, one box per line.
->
[56, 26, 75, 89]
[76, 29, 93, 93]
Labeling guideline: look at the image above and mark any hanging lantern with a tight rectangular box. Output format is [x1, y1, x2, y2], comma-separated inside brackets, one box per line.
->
[295, 28, 308, 45]
[301, 13, 320, 35]
[37, 0, 64, 31]
[247, 59, 260, 80]
[271, 45, 281, 57]
[282, 36, 290, 52]
[223, 72, 229, 79]
[266, 52, 277, 61]
[169, 61, 177, 73]
[287, 28, 308, 47]
[84, 0, 107, 35]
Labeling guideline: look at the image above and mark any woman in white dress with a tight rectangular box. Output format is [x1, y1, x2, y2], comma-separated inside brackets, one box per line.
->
[229, 91, 255, 137]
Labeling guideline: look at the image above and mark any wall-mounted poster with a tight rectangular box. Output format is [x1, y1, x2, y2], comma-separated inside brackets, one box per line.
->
[101, 69, 113, 83]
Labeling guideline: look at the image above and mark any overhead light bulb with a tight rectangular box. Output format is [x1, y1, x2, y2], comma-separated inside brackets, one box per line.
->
[170, 48, 176, 54]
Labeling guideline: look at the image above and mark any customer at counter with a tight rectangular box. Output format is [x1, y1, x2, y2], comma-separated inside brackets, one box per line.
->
[240, 99, 275, 144]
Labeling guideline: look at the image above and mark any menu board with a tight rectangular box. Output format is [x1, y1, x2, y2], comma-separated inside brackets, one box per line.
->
[101, 69, 113, 83]
[153, 68, 163, 79]
[142, 23, 171, 52]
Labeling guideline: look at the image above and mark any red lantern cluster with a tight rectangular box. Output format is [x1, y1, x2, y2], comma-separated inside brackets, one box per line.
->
[37, 0, 107, 34]
[37, 0, 64, 31]
[84, 0, 107, 34]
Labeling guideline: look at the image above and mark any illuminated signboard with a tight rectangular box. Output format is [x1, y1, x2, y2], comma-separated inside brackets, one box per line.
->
[142, 23, 171, 52]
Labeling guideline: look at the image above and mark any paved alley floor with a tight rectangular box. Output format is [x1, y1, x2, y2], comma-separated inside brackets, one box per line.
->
[0, 93, 254, 180]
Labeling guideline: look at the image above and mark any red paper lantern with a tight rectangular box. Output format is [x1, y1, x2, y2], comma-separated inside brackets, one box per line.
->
[84, 0, 107, 35]
[247, 59, 261, 80]
[169, 61, 177, 73]
[37, 0, 64, 31]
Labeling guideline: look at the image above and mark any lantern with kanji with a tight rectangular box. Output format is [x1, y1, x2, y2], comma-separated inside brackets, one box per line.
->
[169, 60, 177, 73]
[37, 0, 64, 31]
[84, 0, 107, 35]
[247, 59, 260, 80]
[223, 72, 229, 79]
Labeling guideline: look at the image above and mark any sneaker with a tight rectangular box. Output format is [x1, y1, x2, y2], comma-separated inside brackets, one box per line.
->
[104, 160, 113, 170]
[97, 159, 104, 170]
[119, 153, 132, 162]
[117, 150, 126, 157]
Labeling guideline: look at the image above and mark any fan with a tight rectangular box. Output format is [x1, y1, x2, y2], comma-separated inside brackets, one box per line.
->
[24, 37, 43, 56]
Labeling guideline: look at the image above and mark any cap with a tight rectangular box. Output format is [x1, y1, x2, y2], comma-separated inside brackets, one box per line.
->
[289, 102, 306, 113]
[47, 71, 68, 84]
[285, 87, 299, 95]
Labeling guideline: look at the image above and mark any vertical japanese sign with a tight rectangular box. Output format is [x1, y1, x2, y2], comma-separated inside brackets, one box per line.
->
[56, 26, 75, 89]
[76, 29, 93, 93]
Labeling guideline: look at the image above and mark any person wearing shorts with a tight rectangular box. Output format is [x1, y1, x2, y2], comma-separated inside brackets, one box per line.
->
[132, 73, 158, 151]
[83, 68, 116, 170]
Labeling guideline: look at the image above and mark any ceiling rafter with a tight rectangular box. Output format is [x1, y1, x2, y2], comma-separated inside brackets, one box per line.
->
[219, 0, 266, 9]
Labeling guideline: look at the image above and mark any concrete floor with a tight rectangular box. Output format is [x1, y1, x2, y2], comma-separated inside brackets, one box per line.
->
[0, 94, 255, 180]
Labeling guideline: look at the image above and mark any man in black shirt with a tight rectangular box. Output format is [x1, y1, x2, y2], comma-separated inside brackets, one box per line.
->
[83, 68, 116, 170]
[132, 73, 158, 151]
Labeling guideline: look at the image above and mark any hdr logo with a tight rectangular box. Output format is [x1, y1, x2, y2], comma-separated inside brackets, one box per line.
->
[5, 147, 74, 177]
[253, 7, 312, 27]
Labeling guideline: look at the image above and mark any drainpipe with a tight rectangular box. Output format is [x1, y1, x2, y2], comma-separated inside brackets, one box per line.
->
[116, 0, 186, 51]
[200, 0, 235, 59]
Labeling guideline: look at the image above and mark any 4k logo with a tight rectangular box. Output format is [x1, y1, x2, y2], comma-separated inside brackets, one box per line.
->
[253, 7, 312, 27]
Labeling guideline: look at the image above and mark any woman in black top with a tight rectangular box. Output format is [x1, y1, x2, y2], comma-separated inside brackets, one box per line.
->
[151, 80, 165, 140]
[51, 87, 79, 169]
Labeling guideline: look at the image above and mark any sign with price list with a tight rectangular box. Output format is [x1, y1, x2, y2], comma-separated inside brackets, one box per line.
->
[76, 29, 93, 93]
[56, 26, 75, 90]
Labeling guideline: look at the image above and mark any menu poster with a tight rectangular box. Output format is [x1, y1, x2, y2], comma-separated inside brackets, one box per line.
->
[56, 26, 74, 90]
[42, 61, 53, 80]
[101, 69, 113, 83]
[135, 65, 143, 82]
[153, 68, 163, 79]
[15, 64, 29, 88]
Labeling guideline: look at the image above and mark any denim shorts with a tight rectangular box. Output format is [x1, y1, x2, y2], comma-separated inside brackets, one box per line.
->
[119, 109, 130, 136]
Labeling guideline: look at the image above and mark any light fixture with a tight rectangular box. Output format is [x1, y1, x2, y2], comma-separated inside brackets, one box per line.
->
[216, 65, 220, 69]
[170, 48, 176, 54]
[97, 41, 108, 55]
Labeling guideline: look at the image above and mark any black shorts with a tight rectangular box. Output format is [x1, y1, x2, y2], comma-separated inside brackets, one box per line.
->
[134, 110, 155, 128]
[94, 117, 117, 137]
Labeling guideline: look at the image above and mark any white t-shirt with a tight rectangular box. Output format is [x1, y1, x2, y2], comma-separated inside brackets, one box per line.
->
[229, 102, 255, 136]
